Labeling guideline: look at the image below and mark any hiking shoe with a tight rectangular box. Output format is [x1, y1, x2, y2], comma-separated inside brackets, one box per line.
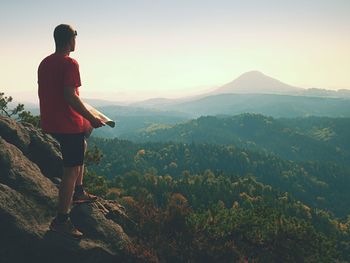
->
[72, 191, 98, 204]
[49, 218, 83, 239]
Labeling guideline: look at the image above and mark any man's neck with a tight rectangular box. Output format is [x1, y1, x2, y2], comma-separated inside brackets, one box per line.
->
[55, 48, 70, 56]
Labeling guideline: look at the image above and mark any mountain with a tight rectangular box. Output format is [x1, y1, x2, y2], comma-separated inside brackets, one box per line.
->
[126, 71, 350, 113]
[213, 71, 304, 95]
[119, 72, 350, 120]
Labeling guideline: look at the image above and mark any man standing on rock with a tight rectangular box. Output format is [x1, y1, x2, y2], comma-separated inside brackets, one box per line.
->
[38, 24, 105, 238]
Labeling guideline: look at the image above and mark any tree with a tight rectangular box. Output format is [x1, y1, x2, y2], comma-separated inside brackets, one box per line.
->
[0, 92, 40, 127]
[0, 92, 24, 117]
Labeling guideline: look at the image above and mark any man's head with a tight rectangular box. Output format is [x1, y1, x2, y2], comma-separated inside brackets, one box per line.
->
[54, 24, 77, 52]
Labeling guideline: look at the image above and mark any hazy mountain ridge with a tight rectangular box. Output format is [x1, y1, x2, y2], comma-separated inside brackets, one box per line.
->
[114, 72, 350, 123]
[159, 93, 350, 118]
[91, 93, 350, 139]
[131, 71, 350, 110]
[89, 90, 350, 139]
[19, 71, 350, 140]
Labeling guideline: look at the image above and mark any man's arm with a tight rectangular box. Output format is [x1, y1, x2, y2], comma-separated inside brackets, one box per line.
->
[63, 86, 104, 128]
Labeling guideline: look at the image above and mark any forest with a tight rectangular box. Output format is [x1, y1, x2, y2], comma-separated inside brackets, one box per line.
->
[84, 125, 350, 261]
[122, 114, 350, 165]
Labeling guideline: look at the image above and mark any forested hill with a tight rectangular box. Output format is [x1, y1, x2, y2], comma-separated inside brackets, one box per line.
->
[87, 137, 350, 218]
[121, 114, 350, 164]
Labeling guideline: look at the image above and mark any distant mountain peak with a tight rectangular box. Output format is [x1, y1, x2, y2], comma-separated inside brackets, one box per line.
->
[214, 71, 303, 95]
[239, 70, 265, 77]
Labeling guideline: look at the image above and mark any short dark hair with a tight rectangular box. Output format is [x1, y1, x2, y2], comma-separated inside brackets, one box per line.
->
[54, 24, 77, 48]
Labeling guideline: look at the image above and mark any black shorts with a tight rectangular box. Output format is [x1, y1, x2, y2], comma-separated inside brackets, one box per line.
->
[50, 133, 85, 167]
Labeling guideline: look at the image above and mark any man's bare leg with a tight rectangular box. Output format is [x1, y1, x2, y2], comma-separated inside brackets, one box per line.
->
[51, 165, 83, 239]
[75, 164, 84, 186]
[58, 166, 80, 214]
[75, 139, 87, 186]
[73, 139, 97, 203]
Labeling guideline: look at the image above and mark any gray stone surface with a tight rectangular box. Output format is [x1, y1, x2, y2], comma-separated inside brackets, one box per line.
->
[0, 116, 142, 263]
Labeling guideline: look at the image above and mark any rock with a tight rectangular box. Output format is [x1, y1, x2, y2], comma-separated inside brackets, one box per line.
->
[70, 201, 130, 252]
[0, 183, 47, 233]
[0, 137, 58, 210]
[22, 122, 63, 179]
[0, 116, 63, 180]
[0, 116, 148, 263]
[0, 115, 30, 152]
[102, 199, 138, 233]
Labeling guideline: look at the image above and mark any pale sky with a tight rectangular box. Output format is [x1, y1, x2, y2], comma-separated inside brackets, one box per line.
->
[1, 0, 349, 103]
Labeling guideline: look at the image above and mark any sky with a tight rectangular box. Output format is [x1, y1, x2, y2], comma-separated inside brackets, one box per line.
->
[1, 0, 350, 103]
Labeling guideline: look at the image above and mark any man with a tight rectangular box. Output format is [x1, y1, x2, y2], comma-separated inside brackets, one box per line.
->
[38, 24, 105, 238]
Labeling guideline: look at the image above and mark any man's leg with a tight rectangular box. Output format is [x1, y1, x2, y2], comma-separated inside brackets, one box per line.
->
[73, 139, 97, 203]
[51, 165, 83, 239]
[75, 165, 84, 186]
[75, 139, 87, 186]
[49, 133, 84, 238]
[58, 166, 80, 214]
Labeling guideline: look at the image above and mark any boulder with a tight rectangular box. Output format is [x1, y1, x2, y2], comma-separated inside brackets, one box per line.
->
[0, 116, 147, 263]
[0, 116, 63, 179]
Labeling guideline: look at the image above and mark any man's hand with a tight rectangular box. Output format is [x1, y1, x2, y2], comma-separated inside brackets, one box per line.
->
[63, 86, 106, 129]
[89, 116, 105, 128]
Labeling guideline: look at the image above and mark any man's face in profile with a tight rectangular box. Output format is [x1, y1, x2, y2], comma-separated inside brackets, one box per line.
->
[69, 35, 76, 52]
[69, 29, 77, 52]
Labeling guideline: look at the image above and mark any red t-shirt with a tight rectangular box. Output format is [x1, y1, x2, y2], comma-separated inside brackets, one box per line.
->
[38, 53, 85, 133]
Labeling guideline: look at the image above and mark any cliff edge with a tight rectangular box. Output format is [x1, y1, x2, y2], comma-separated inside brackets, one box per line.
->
[0, 116, 143, 263]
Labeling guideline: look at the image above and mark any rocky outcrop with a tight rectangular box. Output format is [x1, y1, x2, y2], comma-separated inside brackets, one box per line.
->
[0, 116, 62, 179]
[0, 116, 143, 263]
